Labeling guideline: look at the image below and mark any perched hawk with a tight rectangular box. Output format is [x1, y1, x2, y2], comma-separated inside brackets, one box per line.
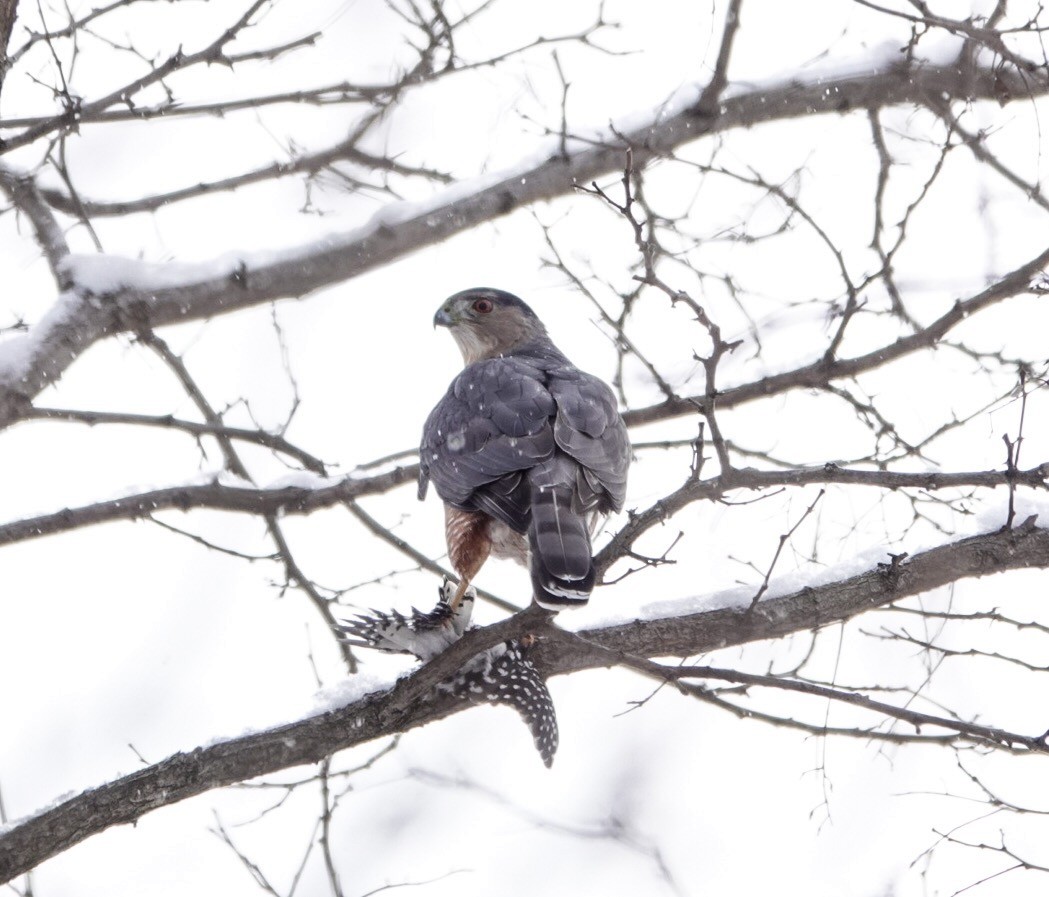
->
[419, 288, 630, 610]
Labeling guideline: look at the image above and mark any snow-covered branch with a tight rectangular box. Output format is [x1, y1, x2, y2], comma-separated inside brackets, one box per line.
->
[1, 453, 1045, 551]
[2, 520, 1048, 884]
[0, 466, 419, 547]
[0, 57, 1042, 429]
[3, 3, 1049, 890]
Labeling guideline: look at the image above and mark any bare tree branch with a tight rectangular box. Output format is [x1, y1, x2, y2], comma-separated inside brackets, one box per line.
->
[0, 0, 18, 93]
[621, 242, 1049, 428]
[2, 5, 1049, 890]
[25, 405, 329, 474]
[0, 449, 1044, 553]
[0, 166, 69, 283]
[35, 139, 453, 218]
[0, 465, 419, 547]
[693, 0, 743, 117]
[0, 57, 1043, 429]
[3, 521, 1049, 883]
[0, 0, 274, 154]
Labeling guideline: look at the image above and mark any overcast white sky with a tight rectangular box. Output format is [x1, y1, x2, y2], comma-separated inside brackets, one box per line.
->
[2, 1, 1049, 896]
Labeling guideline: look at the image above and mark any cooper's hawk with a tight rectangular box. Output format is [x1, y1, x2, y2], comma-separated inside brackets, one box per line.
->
[419, 288, 630, 610]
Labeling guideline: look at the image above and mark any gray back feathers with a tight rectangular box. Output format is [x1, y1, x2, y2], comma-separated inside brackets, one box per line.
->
[420, 291, 630, 608]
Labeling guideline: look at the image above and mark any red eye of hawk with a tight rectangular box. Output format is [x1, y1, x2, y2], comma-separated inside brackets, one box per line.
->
[472, 297, 494, 314]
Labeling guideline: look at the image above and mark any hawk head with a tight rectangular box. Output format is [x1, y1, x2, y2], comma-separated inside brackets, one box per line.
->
[434, 288, 548, 364]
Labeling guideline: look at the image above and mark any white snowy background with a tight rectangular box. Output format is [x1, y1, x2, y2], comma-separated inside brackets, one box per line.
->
[2, 1, 1049, 895]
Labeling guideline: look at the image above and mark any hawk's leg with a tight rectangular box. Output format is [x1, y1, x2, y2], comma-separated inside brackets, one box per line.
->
[445, 506, 492, 609]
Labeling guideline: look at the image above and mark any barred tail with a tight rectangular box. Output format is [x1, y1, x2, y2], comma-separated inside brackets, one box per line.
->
[528, 479, 594, 610]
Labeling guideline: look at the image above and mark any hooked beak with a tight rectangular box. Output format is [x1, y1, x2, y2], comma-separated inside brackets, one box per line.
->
[433, 306, 455, 328]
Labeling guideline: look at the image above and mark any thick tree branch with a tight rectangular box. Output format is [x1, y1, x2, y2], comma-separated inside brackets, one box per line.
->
[1, 456, 1045, 550]
[0, 0, 17, 93]
[3, 521, 1049, 882]
[0, 58, 1042, 429]
[0, 166, 69, 283]
[693, 0, 743, 117]
[557, 518, 1049, 671]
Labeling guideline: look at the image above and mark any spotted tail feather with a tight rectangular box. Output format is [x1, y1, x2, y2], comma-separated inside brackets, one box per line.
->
[336, 583, 558, 766]
[441, 642, 558, 767]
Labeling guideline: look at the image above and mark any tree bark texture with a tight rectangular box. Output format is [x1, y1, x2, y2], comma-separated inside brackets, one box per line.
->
[2, 520, 1048, 883]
